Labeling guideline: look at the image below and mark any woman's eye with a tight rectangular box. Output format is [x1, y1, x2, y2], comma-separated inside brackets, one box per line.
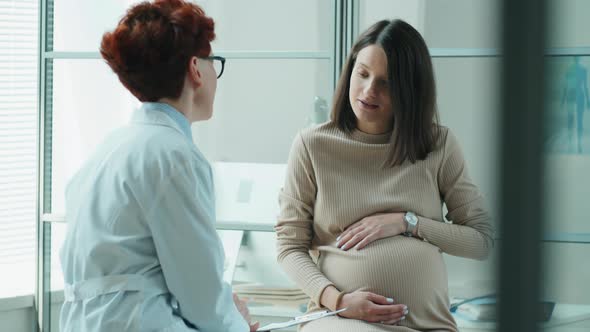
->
[357, 71, 369, 78]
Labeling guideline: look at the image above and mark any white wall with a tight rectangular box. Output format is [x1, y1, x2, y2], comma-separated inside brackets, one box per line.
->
[358, 0, 500, 49]
[359, 0, 426, 34]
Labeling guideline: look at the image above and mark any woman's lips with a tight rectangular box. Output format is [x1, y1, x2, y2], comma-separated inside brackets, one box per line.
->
[358, 99, 378, 110]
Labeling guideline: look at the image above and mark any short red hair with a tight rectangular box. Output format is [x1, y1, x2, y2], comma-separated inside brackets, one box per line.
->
[100, 0, 215, 102]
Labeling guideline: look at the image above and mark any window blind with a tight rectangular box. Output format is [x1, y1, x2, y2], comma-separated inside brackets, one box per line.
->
[0, 0, 39, 297]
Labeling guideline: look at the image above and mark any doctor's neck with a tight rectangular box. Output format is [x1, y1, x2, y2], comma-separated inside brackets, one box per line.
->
[158, 93, 201, 123]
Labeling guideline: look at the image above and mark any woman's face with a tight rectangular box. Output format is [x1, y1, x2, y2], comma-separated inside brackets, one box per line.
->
[349, 45, 393, 134]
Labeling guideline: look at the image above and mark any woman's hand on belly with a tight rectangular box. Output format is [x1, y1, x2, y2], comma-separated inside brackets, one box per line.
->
[338, 290, 408, 325]
[336, 212, 406, 251]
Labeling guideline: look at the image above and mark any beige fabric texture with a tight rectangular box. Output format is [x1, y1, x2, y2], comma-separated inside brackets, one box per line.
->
[276, 122, 494, 332]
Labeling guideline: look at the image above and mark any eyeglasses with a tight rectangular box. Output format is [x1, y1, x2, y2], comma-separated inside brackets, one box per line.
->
[204, 55, 226, 79]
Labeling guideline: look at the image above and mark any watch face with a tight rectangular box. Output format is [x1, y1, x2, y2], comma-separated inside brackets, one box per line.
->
[406, 213, 417, 225]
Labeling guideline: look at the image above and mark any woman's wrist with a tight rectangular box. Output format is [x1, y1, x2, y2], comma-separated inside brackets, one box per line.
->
[320, 285, 343, 311]
[334, 291, 346, 310]
[395, 212, 408, 234]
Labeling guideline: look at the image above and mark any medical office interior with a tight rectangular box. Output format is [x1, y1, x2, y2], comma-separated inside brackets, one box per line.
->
[0, 0, 589, 331]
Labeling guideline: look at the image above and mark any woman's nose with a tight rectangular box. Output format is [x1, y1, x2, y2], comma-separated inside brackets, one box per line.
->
[363, 81, 377, 98]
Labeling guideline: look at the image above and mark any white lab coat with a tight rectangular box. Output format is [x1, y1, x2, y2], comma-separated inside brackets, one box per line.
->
[59, 103, 249, 332]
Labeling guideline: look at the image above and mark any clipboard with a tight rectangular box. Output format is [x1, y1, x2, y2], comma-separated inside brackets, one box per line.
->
[256, 308, 347, 331]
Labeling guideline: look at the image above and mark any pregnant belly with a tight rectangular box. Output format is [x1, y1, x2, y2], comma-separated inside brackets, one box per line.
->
[317, 236, 454, 328]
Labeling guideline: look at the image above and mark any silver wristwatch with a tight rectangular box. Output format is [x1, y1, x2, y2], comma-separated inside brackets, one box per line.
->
[403, 212, 418, 237]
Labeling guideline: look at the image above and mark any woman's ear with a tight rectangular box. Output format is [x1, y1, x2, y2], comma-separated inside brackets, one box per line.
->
[188, 56, 203, 89]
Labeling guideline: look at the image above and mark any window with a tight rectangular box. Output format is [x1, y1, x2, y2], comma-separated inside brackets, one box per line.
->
[0, 0, 39, 299]
[542, 0, 590, 316]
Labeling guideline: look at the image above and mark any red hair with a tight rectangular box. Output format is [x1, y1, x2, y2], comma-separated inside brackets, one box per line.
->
[100, 0, 215, 102]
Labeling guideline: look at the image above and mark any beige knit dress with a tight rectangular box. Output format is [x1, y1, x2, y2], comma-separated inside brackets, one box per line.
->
[275, 122, 494, 332]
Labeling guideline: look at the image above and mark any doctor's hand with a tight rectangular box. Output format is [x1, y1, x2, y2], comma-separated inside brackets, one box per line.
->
[233, 293, 259, 332]
[336, 212, 406, 251]
[338, 291, 408, 325]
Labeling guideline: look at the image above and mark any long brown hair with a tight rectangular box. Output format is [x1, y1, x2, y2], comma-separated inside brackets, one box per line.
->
[331, 19, 440, 167]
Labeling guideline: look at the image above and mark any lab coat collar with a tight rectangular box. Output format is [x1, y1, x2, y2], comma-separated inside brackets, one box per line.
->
[131, 102, 193, 142]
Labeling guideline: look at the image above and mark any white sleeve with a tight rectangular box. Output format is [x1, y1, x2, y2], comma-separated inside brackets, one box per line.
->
[146, 160, 248, 332]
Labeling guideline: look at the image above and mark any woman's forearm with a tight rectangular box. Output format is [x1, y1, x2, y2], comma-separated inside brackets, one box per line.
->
[277, 248, 336, 306]
[417, 215, 494, 260]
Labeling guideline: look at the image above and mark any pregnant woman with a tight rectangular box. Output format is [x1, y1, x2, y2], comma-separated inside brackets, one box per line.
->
[275, 19, 494, 332]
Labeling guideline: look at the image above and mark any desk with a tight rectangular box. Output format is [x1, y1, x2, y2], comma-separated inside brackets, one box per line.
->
[250, 303, 590, 332]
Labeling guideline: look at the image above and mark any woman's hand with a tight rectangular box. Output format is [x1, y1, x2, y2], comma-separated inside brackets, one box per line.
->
[233, 293, 259, 332]
[336, 212, 406, 251]
[338, 291, 408, 325]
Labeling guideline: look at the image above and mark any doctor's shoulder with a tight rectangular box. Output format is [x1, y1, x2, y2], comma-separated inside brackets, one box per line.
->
[130, 126, 198, 180]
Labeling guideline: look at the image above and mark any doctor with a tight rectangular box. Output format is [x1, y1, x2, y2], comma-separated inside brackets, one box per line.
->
[59, 1, 258, 331]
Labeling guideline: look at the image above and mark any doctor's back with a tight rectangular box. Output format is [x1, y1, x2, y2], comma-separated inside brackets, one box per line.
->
[58, 1, 251, 331]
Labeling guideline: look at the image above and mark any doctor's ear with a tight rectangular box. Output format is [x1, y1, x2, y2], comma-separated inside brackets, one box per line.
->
[188, 56, 203, 89]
